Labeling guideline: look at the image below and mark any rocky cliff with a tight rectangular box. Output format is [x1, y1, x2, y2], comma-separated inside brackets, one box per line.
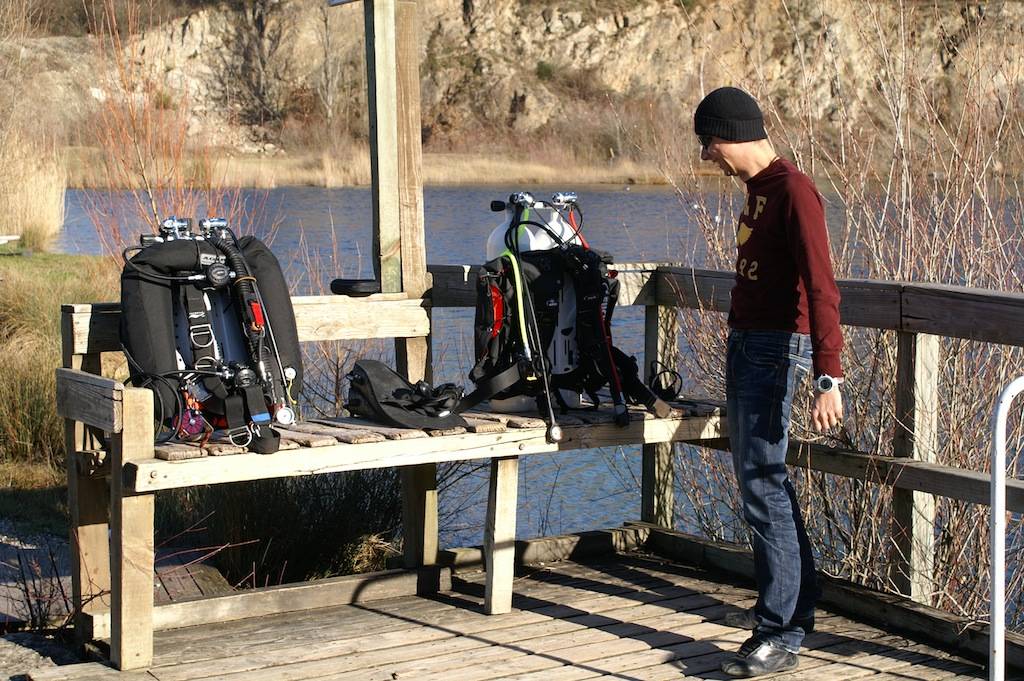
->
[13, 0, 1024, 150]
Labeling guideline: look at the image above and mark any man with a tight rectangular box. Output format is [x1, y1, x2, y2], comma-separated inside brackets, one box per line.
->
[694, 86, 844, 677]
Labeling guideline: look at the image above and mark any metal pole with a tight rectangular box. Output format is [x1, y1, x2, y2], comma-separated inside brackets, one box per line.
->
[991, 376, 1024, 680]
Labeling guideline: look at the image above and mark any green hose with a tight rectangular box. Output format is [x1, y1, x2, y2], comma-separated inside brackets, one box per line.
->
[503, 207, 533, 358]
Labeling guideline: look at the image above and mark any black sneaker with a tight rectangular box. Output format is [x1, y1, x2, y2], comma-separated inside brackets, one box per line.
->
[721, 607, 815, 634]
[721, 636, 799, 678]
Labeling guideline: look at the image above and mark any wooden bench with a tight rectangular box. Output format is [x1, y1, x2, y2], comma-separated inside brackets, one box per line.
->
[56, 264, 721, 670]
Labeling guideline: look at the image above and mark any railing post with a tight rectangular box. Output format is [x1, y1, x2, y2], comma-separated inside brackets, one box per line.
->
[642, 274, 678, 528]
[61, 310, 111, 644]
[891, 331, 939, 603]
[364, 0, 401, 292]
[990, 376, 1024, 681]
[391, 0, 438, 570]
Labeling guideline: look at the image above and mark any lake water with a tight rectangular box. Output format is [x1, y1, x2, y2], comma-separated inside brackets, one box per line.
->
[58, 184, 754, 548]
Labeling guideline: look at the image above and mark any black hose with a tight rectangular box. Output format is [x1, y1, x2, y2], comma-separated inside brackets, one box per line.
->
[206, 234, 284, 406]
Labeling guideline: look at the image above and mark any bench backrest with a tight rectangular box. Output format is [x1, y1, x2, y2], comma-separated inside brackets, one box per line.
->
[61, 293, 432, 358]
[60, 263, 664, 359]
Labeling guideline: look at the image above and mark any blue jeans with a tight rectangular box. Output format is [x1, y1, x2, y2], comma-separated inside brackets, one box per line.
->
[726, 329, 817, 653]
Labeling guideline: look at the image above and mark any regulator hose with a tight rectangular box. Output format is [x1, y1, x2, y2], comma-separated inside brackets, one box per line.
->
[205, 235, 284, 404]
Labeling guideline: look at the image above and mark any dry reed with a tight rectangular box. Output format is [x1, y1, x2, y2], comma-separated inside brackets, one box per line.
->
[0, 135, 67, 251]
[0, 0, 66, 251]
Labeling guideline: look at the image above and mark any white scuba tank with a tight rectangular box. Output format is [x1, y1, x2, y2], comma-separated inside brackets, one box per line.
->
[486, 195, 583, 412]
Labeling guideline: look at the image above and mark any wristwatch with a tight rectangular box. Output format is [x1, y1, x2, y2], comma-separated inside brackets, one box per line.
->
[815, 374, 844, 393]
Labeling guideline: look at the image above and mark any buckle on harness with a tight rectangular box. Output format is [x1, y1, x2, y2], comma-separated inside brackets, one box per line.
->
[190, 324, 215, 348]
[227, 425, 253, 448]
[516, 356, 538, 382]
[194, 356, 218, 372]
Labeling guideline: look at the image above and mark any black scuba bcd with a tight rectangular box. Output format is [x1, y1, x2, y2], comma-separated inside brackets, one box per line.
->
[119, 217, 303, 454]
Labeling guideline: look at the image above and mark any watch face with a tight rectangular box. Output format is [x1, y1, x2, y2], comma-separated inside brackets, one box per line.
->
[817, 376, 834, 392]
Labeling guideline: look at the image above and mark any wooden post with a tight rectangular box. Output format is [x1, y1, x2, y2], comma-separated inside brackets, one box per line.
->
[642, 299, 677, 528]
[364, 0, 401, 292]
[61, 311, 111, 643]
[484, 456, 519, 614]
[891, 331, 939, 604]
[392, 0, 438, 570]
[110, 387, 155, 670]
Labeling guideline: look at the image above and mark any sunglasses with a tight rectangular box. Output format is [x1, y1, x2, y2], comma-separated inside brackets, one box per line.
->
[697, 134, 712, 149]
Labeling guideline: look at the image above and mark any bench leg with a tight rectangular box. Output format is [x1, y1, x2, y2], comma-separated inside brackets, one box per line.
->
[110, 388, 155, 670]
[67, 469, 111, 639]
[642, 442, 674, 527]
[401, 463, 438, 569]
[484, 456, 519, 615]
[62, 349, 111, 640]
[110, 491, 154, 669]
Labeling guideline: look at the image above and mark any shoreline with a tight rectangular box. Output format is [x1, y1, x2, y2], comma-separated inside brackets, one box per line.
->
[64, 147, 725, 190]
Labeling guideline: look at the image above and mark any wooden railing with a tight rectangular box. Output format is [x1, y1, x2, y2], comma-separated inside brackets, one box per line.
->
[57, 260, 1024, 670]
[432, 262, 1024, 604]
[656, 265, 1024, 603]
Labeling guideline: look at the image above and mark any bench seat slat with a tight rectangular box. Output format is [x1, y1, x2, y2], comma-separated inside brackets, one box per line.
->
[313, 417, 430, 440]
[127, 414, 724, 493]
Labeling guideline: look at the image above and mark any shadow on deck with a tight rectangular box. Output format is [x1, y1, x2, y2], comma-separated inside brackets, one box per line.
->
[21, 552, 987, 681]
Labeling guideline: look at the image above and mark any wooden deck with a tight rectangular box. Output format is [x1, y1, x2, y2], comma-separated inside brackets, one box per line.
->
[25, 553, 987, 681]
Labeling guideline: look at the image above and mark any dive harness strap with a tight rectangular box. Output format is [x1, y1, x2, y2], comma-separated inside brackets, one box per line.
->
[182, 282, 280, 453]
[456, 361, 527, 414]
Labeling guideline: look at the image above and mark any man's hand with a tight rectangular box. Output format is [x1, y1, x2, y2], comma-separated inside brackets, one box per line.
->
[811, 389, 843, 432]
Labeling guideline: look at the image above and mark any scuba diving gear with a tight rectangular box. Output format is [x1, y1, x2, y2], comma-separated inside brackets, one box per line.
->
[120, 217, 302, 454]
[484, 192, 583, 412]
[463, 192, 671, 440]
[346, 360, 468, 430]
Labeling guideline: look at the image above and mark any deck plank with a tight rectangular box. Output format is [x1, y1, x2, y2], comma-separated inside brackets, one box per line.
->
[27, 555, 986, 681]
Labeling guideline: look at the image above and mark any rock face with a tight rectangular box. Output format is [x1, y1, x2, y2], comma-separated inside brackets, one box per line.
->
[15, 0, 1024, 147]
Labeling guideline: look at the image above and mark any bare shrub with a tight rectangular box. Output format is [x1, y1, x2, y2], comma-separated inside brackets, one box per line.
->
[85, 0, 254, 250]
[13, 546, 70, 629]
[155, 471, 403, 586]
[217, 0, 299, 133]
[32, 0, 216, 37]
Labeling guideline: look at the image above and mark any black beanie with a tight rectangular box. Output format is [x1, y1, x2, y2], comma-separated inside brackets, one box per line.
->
[694, 87, 766, 142]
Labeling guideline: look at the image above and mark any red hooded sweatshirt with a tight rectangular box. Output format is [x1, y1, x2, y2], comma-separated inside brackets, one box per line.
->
[729, 157, 843, 378]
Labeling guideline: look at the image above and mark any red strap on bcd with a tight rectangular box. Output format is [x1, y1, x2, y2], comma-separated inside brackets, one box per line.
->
[249, 301, 265, 330]
[490, 284, 504, 337]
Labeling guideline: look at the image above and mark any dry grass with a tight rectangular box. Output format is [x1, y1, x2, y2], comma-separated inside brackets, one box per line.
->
[423, 153, 665, 186]
[68, 146, 680, 188]
[0, 0, 66, 251]
[0, 253, 118, 540]
[0, 254, 118, 467]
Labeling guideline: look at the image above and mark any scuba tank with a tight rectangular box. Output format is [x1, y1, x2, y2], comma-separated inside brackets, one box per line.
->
[463, 191, 672, 442]
[120, 217, 303, 454]
[484, 192, 583, 413]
